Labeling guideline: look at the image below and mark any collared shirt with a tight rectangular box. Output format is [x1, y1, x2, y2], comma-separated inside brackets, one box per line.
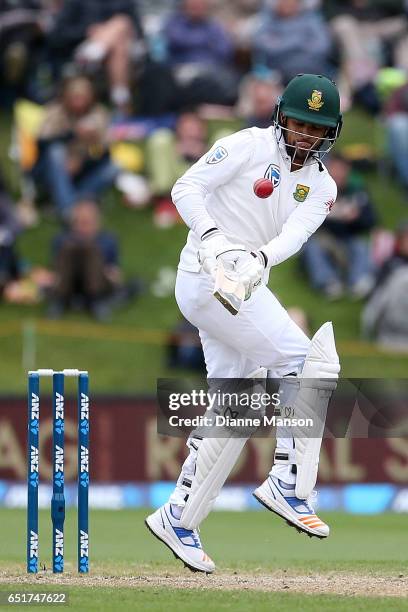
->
[172, 126, 337, 272]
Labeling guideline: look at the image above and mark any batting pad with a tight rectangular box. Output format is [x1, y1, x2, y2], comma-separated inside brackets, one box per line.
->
[180, 435, 247, 529]
[294, 322, 340, 499]
[181, 367, 267, 529]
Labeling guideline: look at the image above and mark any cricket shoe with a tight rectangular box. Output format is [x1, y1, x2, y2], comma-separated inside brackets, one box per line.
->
[145, 503, 215, 573]
[253, 475, 329, 539]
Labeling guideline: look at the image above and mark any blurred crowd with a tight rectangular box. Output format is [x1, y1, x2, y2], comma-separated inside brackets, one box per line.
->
[0, 0, 408, 347]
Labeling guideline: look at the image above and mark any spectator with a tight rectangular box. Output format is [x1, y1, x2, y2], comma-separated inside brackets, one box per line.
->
[0, 0, 51, 106]
[236, 69, 282, 129]
[213, 0, 261, 58]
[47, 0, 144, 113]
[362, 220, 408, 349]
[252, 0, 333, 84]
[34, 75, 118, 220]
[146, 111, 208, 227]
[326, 0, 408, 112]
[162, 0, 238, 105]
[302, 154, 377, 299]
[137, 0, 170, 19]
[0, 173, 22, 295]
[385, 81, 408, 195]
[48, 199, 140, 320]
[136, 0, 171, 57]
[0, 171, 55, 306]
[131, 53, 181, 115]
[167, 316, 205, 371]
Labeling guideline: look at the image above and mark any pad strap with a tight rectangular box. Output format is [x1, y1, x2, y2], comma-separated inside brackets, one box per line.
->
[274, 447, 296, 464]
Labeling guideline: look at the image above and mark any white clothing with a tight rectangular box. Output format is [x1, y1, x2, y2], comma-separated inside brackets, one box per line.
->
[172, 126, 337, 273]
[175, 270, 310, 378]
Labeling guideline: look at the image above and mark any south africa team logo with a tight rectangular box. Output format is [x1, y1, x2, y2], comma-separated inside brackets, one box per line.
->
[264, 164, 281, 188]
[293, 184, 310, 202]
[308, 90, 324, 111]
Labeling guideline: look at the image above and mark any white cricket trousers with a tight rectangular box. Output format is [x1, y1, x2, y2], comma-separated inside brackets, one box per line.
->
[168, 269, 311, 506]
[175, 269, 311, 377]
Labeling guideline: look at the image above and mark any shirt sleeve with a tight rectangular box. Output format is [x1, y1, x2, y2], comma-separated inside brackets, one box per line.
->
[261, 173, 337, 266]
[171, 129, 255, 239]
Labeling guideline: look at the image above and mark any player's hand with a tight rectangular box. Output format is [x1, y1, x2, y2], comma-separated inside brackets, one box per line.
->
[198, 230, 246, 277]
[234, 250, 268, 300]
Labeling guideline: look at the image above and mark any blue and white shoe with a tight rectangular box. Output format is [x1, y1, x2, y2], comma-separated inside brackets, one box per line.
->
[253, 475, 329, 539]
[145, 503, 215, 573]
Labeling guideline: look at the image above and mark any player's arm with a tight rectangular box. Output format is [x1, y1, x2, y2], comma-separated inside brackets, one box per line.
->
[208, 176, 338, 312]
[171, 129, 254, 239]
[172, 130, 260, 313]
[260, 175, 337, 267]
[230, 176, 337, 307]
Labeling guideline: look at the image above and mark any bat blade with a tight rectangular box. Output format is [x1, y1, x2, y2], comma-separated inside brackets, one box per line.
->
[213, 263, 245, 315]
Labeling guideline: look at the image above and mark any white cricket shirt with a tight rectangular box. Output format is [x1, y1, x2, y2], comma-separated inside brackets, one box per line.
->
[172, 126, 337, 272]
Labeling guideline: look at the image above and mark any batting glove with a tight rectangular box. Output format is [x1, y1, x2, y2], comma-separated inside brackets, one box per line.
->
[234, 250, 268, 300]
[198, 229, 246, 277]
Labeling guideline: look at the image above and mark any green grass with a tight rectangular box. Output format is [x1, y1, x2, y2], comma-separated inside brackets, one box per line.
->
[2, 587, 408, 612]
[1, 508, 407, 572]
[1, 509, 407, 610]
[0, 109, 408, 393]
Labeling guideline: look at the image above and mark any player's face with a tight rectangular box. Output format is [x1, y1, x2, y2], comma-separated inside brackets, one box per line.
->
[284, 118, 328, 163]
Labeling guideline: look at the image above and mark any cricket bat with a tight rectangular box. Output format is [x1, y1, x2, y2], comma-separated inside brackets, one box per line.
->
[213, 262, 245, 315]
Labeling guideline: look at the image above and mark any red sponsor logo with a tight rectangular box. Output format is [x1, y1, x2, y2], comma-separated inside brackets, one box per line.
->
[325, 198, 335, 213]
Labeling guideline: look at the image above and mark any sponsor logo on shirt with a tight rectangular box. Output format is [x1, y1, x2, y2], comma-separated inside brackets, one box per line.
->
[293, 184, 310, 202]
[264, 164, 281, 188]
[206, 146, 228, 164]
[325, 198, 335, 212]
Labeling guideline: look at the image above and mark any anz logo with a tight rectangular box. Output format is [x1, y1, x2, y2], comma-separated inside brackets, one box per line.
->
[55, 445, 64, 471]
[29, 530, 38, 558]
[264, 164, 281, 189]
[30, 446, 39, 472]
[55, 393, 64, 419]
[80, 445, 89, 473]
[80, 530, 89, 558]
[80, 393, 89, 420]
[30, 394, 39, 419]
[55, 528, 64, 556]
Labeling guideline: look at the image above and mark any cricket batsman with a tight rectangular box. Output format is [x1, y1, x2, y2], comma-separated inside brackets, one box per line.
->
[146, 74, 343, 573]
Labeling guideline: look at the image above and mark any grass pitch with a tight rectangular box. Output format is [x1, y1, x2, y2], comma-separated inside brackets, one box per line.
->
[1, 508, 407, 610]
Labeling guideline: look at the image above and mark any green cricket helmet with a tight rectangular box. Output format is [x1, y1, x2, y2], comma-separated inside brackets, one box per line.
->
[273, 74, 343, 163]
